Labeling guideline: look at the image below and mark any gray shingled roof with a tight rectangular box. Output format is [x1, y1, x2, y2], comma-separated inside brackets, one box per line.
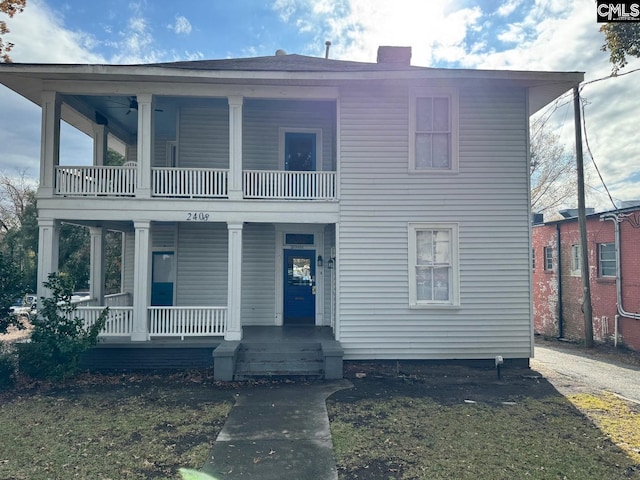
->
[140, 53, 427, 72]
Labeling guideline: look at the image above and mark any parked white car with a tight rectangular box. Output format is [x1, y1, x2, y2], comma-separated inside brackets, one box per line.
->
[9, 294, 37, 320]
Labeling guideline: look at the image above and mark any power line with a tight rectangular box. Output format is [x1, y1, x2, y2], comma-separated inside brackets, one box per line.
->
[579, 93, 618, 211]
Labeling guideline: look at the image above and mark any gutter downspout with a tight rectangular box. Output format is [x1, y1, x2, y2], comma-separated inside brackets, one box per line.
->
[556, 222, 564, 338]
[601, 213, 640, 346]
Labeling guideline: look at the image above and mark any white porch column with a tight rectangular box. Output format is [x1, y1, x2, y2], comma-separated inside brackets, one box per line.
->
[89, 226, 106, 305]
[131, 221, 151, 341]
[225, 222, 243, 340]
[38, 91, 62, 198]
[92, 124, 108, 166]
[36, 218, 59, 302]
[228, 96, 243, 200]
[122, 230, 135, 295]
[136, 94, 154, 198]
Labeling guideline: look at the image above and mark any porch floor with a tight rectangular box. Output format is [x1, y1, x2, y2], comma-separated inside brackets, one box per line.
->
[242, 326, 335, 342]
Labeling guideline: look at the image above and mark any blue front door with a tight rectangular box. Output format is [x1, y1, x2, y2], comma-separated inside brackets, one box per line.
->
[284, 249, 316, 325]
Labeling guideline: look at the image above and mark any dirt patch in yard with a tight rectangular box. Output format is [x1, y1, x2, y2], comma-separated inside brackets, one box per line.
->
[328, 361, 640, 480]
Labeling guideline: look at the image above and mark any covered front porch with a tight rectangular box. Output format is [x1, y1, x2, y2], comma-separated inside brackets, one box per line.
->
[40, 220, 337, 343]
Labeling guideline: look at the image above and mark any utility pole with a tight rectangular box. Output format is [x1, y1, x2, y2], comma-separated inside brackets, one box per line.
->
[573, 86, 594, 348]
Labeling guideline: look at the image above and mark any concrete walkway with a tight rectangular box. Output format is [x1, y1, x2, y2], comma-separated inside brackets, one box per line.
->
[202, 379, 353, 480]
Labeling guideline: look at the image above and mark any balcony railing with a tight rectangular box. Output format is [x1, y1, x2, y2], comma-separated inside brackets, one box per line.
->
[152, 167, 228, 198]
[55, 166, 136, 196]
[244, 170, 336, 199]
[54, 166, 336, 200]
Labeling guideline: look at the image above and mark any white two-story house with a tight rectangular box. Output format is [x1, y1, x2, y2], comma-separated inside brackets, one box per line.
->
[0, 47, 583, 379]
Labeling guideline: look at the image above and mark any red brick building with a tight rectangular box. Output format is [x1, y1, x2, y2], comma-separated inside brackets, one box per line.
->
[532, 206, 640, 351]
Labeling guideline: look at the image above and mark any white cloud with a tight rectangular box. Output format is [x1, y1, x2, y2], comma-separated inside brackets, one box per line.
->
[170, 16, 192, 35]
[497, 0, 523, 17]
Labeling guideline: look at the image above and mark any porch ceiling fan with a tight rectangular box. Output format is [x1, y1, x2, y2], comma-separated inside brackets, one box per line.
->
[106, 96, 164, 115]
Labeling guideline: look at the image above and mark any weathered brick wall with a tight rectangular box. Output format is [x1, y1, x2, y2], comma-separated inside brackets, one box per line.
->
[618, 216, 640, 350]
[532, 224, 559, 337]
[533, 210, 640, 351]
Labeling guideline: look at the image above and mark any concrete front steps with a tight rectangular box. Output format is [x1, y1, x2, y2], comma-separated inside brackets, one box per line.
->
[213, 327, 343, 381]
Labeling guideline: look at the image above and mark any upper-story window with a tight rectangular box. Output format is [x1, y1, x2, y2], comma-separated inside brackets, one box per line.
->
[409, 88, 459, 173]
[544, 246, 554, 271]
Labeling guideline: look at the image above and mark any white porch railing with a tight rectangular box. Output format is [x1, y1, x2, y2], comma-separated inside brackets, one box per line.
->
[243, 170, 336, 199]
[148, 306, 227, 337]
[55, 166, 136, 196]
[152, 167, 228, 198]
[104, 292, 132, 307]
[78, 306, 134, 337]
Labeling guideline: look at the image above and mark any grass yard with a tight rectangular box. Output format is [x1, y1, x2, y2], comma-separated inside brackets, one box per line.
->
[0, 361, 639, 480]
[0, 372, 234, 480]
[328, 363, 640, 480]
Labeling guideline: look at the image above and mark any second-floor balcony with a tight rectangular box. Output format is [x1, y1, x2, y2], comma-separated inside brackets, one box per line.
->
[54, 166, 336, 200]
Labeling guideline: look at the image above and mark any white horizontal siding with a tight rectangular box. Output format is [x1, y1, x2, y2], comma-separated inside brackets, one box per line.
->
[337, 83, 532, 360]
[243, 99, 335, 171]
[178, 100, 229, 169]
[176, 223, 228, 306]
[241, 223, 276, 325]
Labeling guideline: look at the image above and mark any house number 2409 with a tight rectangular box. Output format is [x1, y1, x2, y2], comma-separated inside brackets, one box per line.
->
[186, 212, 210, 221]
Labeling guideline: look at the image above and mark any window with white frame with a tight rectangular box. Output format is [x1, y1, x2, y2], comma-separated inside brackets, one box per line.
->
[409, 223, 459, 307]
[409, 88, 459, 172]
[544, 246, 553, 271]
[570, 244, 581, 276]
[598, 243, 616, 277]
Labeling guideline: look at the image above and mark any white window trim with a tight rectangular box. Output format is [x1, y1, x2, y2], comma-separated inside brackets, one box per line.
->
[408, 87, 459, 174]
[278, 127, 323, 171]
[408, 222, 460, 309]
[598, 243, 616, 278]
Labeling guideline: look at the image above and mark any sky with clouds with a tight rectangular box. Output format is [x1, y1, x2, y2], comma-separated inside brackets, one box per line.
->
[0, 0, 638, 211]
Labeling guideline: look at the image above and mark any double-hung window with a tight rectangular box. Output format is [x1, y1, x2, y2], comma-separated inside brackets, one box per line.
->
[409, 223, 459, 307]
[544, 246, 553, 271]
[598, 243, 616, 277]
[570, 245, 581, 276]
[409, 88, 459, 172]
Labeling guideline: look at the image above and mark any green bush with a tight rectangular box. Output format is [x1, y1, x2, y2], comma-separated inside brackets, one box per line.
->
[17, 273, 107, 381]
[0, 348, 16, 389]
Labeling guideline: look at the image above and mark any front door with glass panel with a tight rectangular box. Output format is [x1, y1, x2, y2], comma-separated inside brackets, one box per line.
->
[151, 252, 174, 306]
[283, 249, 316, 325]
[285, 132, 316, 171]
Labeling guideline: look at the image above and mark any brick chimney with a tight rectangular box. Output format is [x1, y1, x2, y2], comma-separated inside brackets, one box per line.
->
[377, 46, 412, 65]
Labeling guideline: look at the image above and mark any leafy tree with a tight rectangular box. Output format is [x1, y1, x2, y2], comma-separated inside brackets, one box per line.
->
[0, 0, 26, 63]
[0, 172, 37, 290]
[17, 272, 106, 380]
[106, 148, 126, 166]
[530, 121, 579, 215]
[0, 251, 26, 333]
[600, 23, 640, 74]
